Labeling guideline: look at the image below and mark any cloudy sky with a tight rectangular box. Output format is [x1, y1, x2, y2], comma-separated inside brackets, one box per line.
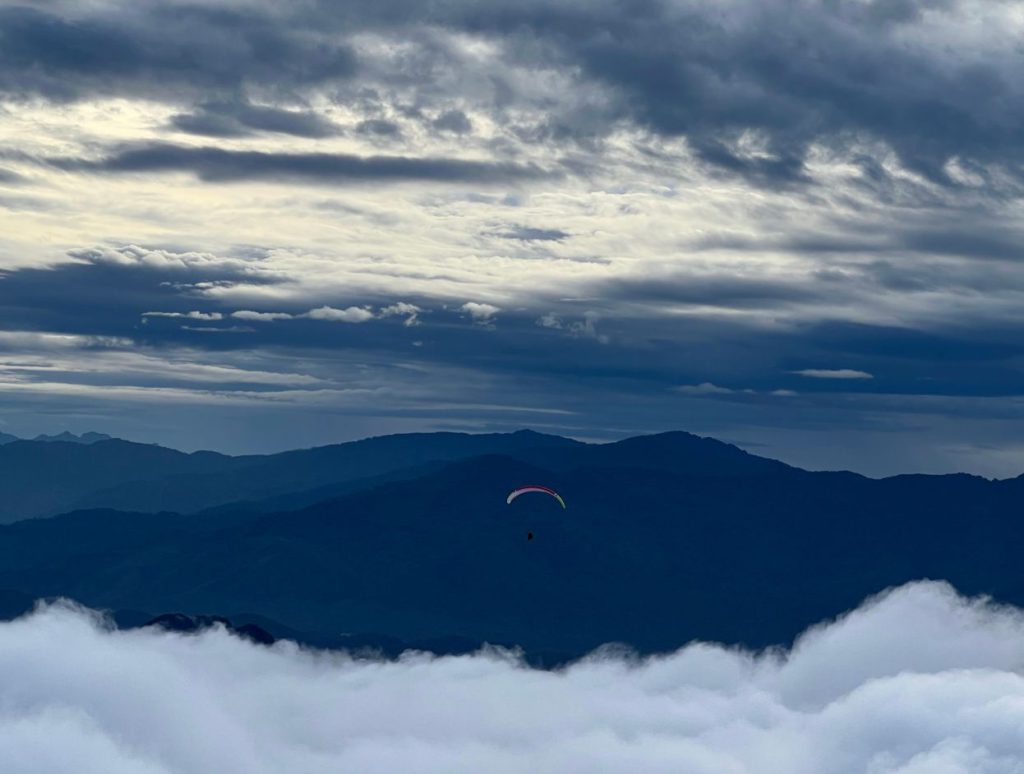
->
[2, 0, 1024, 475]
[4, 582, 1024, 772]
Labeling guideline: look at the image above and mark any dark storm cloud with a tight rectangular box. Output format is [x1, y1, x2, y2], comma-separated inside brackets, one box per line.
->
[592, 273, 823, 309]
[7, 249, 1024, 474]
[799, 321, 1024, 367]
[899, 228, 1024, 263]
[8, 1, 1024, 474]
[687, 140, 811, 186]
[0, 251, 789, 383]
[0, 4, 356, 101]
[0, 249, 281, 339]
[0, 262, 195, 337]
[555, 1, 1014, 181]
[432, 109, 473, 135]
[496, 226, 570, 242]
[355, 119, 402, 137]
[854, 259, 1024, 295]
[393, 0, 1021, 181]
[4, 1, 1020, 183]
[170, 102, 340, 139]
[53, 143, 553, 184]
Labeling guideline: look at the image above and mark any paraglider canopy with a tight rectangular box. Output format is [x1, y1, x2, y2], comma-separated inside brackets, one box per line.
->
[506, 485, 566, 509]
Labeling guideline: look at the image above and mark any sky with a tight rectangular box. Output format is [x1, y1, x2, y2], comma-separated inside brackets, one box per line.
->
[2, 0, 1024, 475]
[4, 581, 1024, 772]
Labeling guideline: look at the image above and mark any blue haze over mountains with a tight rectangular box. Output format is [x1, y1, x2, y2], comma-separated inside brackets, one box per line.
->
[0, 429, 1021, 659]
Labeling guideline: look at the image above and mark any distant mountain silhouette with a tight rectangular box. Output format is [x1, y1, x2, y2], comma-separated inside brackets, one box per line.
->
[0, 440, 233, 523]
[0, 430, 115, 446]
[1, 429, 1023, 654]
[0, 429, 582, 522]
[33, 431, 114, 444]
[514, 430, 792, 477]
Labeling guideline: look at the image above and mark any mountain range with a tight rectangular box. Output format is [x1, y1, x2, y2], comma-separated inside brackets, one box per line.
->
[0, 431, 113, 446]
[0, 428, 1021, 657]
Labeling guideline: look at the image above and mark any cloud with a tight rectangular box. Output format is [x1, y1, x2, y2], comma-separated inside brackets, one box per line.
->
[534, 311, 609, 343]
[7, 0, 1024, 186]
[497, 226, 570, 242]
[54, 144, 554, 185]
[7, 1, 1024, 474]
[356, 119, 402, 137]
[230, 311, 294, 322]
[796, 369, 874, 379]
[233, 306, 421, 324]
[461, 302, 500, 323]
[0, 348, 322, 387]
[454, 0, 1024, 182]
[380, 303, 422, 327]
[181, 325, 253, 334]
[675, 383, 796, 398]
[568, 311, 608, 344]
[170, 102, 340, 139]
[676, 382, 743, 395]
[594, 273, 821, 310]
[0, 3, 356, 101]
[303, 306, 374, 323]
[67, 245, 273, 283]
[142, 311, 223, 321]
[432, 109, 472, 135]
[4, 582, 1024, 771]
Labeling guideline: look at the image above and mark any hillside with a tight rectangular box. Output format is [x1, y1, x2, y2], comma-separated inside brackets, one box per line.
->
[0, 429, 582, 522]
[0, 430, 1021, 654]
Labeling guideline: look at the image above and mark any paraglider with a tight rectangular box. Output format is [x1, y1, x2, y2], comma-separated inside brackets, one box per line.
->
[506, 485, 566, 509]
[507, 485, 565, 541]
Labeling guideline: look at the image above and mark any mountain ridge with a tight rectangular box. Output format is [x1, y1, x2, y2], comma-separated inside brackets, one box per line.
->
[0, 428, 790, 523]
[1, 430, 1022, 655]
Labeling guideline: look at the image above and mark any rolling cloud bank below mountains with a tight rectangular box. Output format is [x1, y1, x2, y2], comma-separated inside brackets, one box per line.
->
[2, 581, 1023, 774]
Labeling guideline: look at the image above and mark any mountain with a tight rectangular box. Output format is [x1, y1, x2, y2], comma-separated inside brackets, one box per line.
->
[0, 428, 789, 523]
[76, 428, 585, 516]
[0, 439, 234, 523]
[0, 429, 583, 523]
[33, 431, 114, 444]
[0, 430, 1022, 656]
[511, 430, 792, 476]
[0, 432, 19, 445]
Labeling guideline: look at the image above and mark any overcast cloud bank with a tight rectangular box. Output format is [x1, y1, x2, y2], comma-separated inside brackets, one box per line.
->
[5, 0, 1024, 471]
[2, 581, 1024, 773]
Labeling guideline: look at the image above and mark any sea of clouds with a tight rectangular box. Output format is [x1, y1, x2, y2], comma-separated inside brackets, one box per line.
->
[2, 581, 1024, 773]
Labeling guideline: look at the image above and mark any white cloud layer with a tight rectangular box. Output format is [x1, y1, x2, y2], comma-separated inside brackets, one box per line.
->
[379, 302, 422, 326]
[230, 311, 294, 322]
[461, 302, 501, 322]
[303, 305, 374, 323]
[3, 581, 1024, 773]
[142, 311, 224, 321]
